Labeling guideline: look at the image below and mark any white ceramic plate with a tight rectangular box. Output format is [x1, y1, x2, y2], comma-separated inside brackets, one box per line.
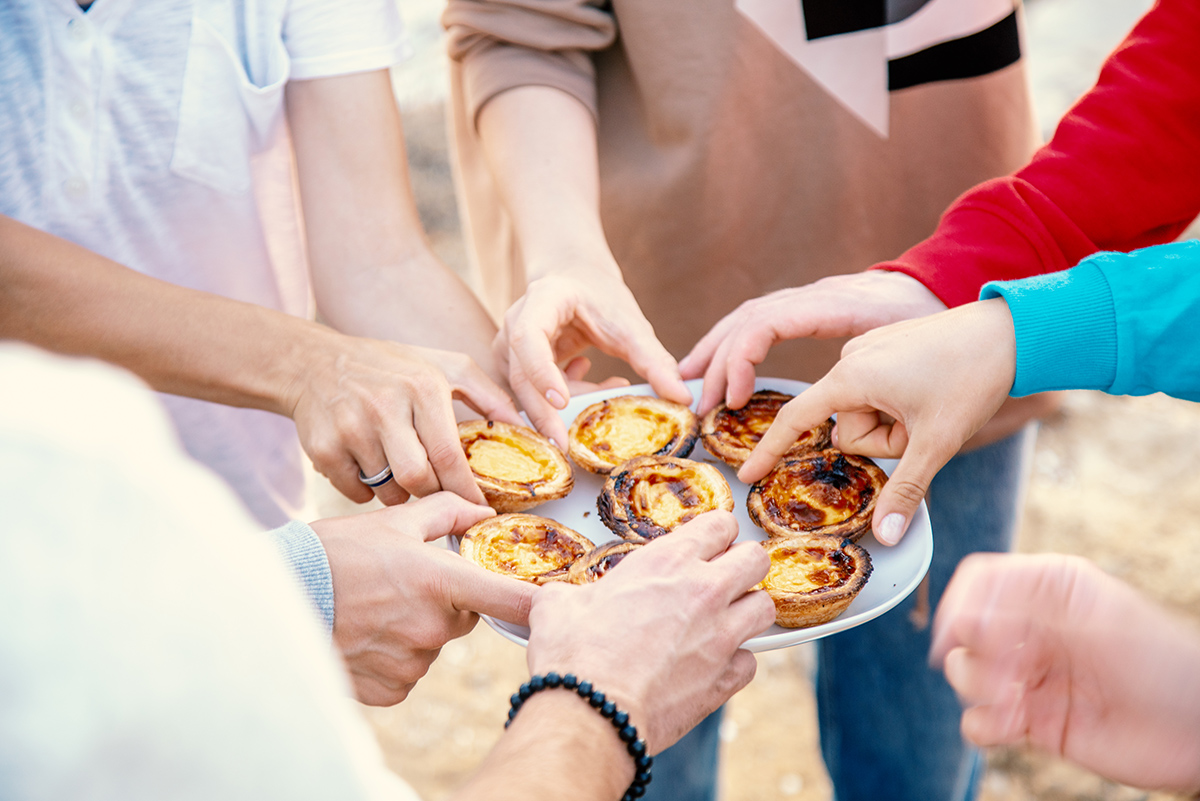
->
[460, 377, 932, 653]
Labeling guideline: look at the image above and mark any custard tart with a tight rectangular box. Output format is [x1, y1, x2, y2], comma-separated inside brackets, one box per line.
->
[747, 450, 887, 542]
[566, 540, 644, 584]
[700, 390, 833, 469]
[459, 420, 573, 513]
[758, 537, 873, 628]
[459, 513, 594, 584]
[598, 455, 735, 540]
[567, 395, 699, 474]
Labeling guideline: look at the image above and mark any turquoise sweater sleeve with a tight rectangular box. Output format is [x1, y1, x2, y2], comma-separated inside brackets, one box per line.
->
[980, 240, 1200, 401]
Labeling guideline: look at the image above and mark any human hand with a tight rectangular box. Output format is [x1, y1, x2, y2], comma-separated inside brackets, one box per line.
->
[738, 299, 1015, 545]
[311, 492, 537, 706]
[524, 511, 775, 754]
[496, 269, 692, 448]
[288, 332, 525, 507]
[679, 271, 947, 415]
[931, 553, 1200, 794]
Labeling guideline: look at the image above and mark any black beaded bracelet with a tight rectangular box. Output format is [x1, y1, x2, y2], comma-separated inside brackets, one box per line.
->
[506, 672, 652, 801]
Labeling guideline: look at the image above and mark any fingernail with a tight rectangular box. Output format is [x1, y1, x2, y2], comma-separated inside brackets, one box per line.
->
[548, 437, 561, 451]
[878, 513, 905, 546]
[546, 389, 566, 409]
[830, 425, 840, 448]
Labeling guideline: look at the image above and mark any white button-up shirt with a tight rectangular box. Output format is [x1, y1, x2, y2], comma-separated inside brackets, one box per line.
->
[0, 0, 409, 525]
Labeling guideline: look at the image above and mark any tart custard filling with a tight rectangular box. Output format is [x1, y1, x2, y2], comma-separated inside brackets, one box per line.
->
[470, 517, 593, 580]
[607, 458, 732, 539]
[759, 453, 873, 528]
[760, 543, 857, 595]
[574, 405, 681, 464]
[462, 427, 558, 487]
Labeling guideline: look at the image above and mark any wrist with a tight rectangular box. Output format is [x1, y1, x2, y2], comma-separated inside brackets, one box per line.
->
[507, 677, 642, 799]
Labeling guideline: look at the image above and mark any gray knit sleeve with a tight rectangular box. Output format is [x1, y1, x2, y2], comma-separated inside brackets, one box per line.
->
[268, 521, 335, 638]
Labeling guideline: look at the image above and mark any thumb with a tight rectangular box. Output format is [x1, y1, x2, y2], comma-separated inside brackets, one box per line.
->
[439, 553, 537, 626]
[870, 434, 950, 546]
[397, 492, 496, 542]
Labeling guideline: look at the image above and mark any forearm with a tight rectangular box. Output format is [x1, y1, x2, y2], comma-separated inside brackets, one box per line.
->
[287, 71, 500, 374]
[449, 691, 633, 801]
[477, 85, 618, 280]
[0, 215, 326, 415]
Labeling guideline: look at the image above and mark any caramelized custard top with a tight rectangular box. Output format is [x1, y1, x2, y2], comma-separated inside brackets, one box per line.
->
[760, 453, 873, 529]
[710, 391, 791, 448]
[575, 403, 681, 466]
[463, 429, 558, 486]
[616, 461, 727, 538]
[761, 543, 858, 594]
[479, 520, 590, 577]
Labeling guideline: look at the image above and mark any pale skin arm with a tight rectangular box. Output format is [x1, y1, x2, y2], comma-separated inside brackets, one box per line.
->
[931, 552, 1200, 795]
[448, 511, 776, 801]
[0, 214, 521, 507]
[737, 298, 1017, 545]
[476, 85, 692, 447]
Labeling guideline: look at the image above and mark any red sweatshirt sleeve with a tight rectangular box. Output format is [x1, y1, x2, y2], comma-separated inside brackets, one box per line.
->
[874, 0, 1200, 308]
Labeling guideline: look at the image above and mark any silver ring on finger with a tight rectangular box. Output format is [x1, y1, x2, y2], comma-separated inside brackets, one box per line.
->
[357, 464, 394, 488]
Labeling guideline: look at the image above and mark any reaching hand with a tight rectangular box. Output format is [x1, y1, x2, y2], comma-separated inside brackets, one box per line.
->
[524, 511, 775, 754]
[680, 270, 947, 415]
[931, 553, 1200, 794]
[496, 270, 693, 448]
[738, 299, 1016, 545]
[288, 333, 525, 507]
[311, 493, 537, 706]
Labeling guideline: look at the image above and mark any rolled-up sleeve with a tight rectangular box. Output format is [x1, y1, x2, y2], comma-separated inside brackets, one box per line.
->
[443, 0, 617, 126]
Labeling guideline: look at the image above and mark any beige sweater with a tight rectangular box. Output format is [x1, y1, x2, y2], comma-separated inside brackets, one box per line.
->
[445, 0, 1039, 383]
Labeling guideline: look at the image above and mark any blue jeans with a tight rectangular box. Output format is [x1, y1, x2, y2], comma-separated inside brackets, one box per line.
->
[642, 427, 1035, 801]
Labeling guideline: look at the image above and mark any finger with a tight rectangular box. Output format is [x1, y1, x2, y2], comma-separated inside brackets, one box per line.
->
[717, 648, 760, 700]
[507, 306, 573, 412]
[407, 383, 488, 504]
[705, 542, 772, 604]
[511, 366, 570, 451]
[439, 554, 538, 625]
[644, 510, 740, 563]
[678, 311, 740, 380]
[322, 451, 377, 504]
[451, 360, 527, 430]
[393, 491, 496, 542]
[738, 387, 839, 484]
[722, 329, 775, 410]
[724, 588, 778, 643]
[832, 412, 909, 460]
[869, 433, 953, 546]
[698, 336, 735, 416]
[563, 355, 592, 382]
[377, 423, 444, 499]
[351, 450, 410, 507]
[622, 336, 692, 406]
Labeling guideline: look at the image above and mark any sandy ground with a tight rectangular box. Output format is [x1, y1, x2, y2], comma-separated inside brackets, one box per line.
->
[314, 1, 1200, 798]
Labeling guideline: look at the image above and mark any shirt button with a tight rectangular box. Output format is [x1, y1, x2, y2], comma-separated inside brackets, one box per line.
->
[64, 177, 88, 199]
[67, 18, 92, 42]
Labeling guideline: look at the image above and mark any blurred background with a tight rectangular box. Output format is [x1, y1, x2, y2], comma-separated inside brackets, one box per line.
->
[317, 1, 1200, 798]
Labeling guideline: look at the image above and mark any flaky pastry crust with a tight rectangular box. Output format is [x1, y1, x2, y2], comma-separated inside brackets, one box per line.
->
[700, 390, 833, 469]
[598, 455, 734, 540]
[459, 420, 573, 513]
[567, 395, 699, 474]
[566, 540, 644, 584]
[459, 513, 594, 585]
[747, 450, 887, 541]
[758, 537, 873, 628]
